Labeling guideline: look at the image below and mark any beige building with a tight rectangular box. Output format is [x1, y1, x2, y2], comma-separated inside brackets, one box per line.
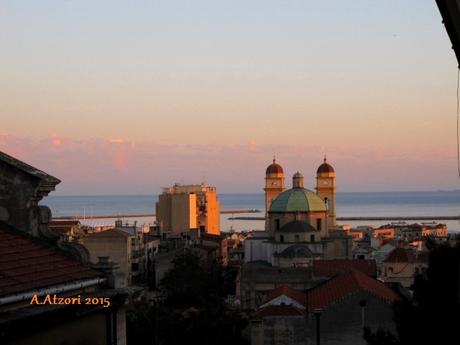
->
[246, 158, 351, 268]
[264, 158, 285, 227]
[156, 183, 220, 236]
[382, 247, 428, 287]
[82, 229, 133, 287]
[315, 157, 337, 228]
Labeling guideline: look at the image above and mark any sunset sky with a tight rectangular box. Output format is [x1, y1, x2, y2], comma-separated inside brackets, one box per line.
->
[1, 0, 459, 194]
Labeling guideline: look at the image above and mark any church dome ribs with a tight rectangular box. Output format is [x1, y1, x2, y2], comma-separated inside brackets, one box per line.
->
[269, 188, 327, 213]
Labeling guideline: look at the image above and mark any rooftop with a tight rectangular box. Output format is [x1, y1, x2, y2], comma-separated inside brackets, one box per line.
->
[278, 221, 317, 233]
[306, 270, 399, 313]
[313, 259, 377, 278]
[0, 222, 101, 298]
[269, 188, 326, 213]
[265, 285, 306, 306]
[384, 248, 417, 263]
[0, 151, 60, 199]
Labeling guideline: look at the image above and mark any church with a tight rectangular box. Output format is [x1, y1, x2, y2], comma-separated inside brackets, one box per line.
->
[244, 157, 351, 267]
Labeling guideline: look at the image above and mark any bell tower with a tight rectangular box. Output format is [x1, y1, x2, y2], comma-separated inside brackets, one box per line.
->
[316, 156, 336, 228]
[264, 157, 285, 227]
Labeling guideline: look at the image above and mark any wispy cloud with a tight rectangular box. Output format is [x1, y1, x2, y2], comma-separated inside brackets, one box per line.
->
[0, 135, 457, 194]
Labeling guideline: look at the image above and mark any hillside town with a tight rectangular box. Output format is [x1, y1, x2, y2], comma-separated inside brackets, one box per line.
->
[1, 151, 458, 345]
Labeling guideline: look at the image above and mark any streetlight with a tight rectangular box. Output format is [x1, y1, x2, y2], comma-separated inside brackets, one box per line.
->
[359, 300, 367, 329]
[313, 308, 323, 345]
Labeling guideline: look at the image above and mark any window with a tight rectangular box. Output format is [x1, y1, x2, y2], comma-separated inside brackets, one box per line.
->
[275, 219, 280, 230]
[310, 234, 315, 242]
[280, 235, 284, 243]
[295, 234, 300, 242]
[316, 219, 322, 230]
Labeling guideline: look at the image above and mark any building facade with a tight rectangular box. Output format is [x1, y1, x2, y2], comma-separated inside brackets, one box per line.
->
[245, 158, 351, 267]
[156, 183, 220, 236]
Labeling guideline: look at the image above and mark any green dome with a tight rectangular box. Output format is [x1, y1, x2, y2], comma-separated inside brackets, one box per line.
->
[269, 188, 326, 213]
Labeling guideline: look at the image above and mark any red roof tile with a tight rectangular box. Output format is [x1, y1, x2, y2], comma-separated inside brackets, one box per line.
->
[384, 248, 416, 263]
[313, 259, 377, 277]
[306, 270, 398, 313]
[254, 304, 305, 320]
[265, 285, 306, 305]
[0, 223, 102, 297]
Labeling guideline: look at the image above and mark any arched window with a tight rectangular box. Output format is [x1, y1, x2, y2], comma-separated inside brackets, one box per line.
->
[310, 234, 315, 242]
[275, 219, 280, 230]
[316, 218, 322, 230]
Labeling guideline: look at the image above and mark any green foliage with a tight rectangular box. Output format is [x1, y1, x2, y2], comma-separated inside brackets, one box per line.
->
[127, 249, 248, 345]
[158, 249, 248, 345]
[160, 250, 229, 309]
[363, 327, 399, 345]
[126, 303, 155, 344]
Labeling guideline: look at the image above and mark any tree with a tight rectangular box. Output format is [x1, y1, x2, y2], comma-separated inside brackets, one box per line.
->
[364, 238, 460, 345]
[127, 249, 248, 345]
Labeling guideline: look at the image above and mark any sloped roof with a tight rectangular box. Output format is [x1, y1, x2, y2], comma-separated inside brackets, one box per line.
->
[0, 151, 60, 192]
[86, 228, 133, 238]
[265, 285, 306, 305]
[0, 222, 102, 297]
[306, 270, 398, 313]
[313, 259, 377, 278]
[278, 220, 317, 233]
[253, 304, 305, 320]
[384, 248, 416, 263]
[276, 244, 314, 258]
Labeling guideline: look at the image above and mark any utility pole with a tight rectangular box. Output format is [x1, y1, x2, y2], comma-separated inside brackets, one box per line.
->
[313, 308, 322, 345]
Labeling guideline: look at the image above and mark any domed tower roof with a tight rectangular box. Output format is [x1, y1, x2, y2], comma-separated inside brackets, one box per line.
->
[317, 156, 335, 175]
[266, 157, 284, 175]
[292, 172, 304, 189]
[269, 188, 326, 213]
[293, 171, 303, 179]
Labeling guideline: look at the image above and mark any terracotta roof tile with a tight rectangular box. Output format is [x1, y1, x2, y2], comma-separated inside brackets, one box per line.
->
[306, 270, 398, 313]
[265, 285, 306, 305]
[384, 248, 417, 263]
[313, 259, 377, 277]
[0, 223, 102, 297]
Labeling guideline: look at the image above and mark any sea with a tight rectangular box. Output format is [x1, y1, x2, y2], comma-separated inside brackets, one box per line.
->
[40, 191, 460, 234]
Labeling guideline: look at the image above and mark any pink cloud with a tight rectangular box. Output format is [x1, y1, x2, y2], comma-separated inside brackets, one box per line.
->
[0, 135, 458, 194]
[49, 133, 62, 148]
